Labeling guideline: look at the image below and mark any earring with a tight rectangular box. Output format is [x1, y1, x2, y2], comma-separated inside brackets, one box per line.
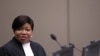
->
[31, 36, 32, 38]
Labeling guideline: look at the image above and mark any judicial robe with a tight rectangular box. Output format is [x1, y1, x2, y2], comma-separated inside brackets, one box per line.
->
[0, 37, 46, 56]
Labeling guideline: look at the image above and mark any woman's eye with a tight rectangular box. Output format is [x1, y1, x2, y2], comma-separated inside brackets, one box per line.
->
[26, 29, 31, 31]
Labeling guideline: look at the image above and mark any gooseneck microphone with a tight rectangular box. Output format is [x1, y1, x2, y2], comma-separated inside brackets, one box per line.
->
[50, 34, 64, 49]
[50, 34, 57, 41]
[50, 34, 82, 53]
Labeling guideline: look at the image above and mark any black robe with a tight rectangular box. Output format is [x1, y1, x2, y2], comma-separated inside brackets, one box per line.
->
[0, 38, 46, 56]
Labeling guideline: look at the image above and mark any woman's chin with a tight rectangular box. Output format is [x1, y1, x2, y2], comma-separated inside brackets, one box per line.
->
[19, 39, 29, 44]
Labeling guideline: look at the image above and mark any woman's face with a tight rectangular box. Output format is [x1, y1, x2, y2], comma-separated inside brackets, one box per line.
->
[14, 23, 33, 44]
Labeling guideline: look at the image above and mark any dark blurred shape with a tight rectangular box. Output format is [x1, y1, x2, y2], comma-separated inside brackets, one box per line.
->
[53, 44, 74, 56]
[82, 40, 100, 56]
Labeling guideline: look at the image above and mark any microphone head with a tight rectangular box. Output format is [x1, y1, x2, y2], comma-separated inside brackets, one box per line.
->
[50, 34, 57, 41]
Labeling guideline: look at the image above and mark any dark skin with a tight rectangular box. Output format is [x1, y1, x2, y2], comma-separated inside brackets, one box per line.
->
[14, 23, 33, 44]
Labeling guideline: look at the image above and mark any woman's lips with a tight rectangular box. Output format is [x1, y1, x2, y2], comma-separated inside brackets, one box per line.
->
[20, 36, 27, 40]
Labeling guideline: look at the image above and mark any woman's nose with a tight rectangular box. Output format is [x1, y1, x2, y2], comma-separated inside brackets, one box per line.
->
[21, 30, 27, 34]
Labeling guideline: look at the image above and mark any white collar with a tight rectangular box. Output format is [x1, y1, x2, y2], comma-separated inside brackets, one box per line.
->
[22, 42, 34, 56]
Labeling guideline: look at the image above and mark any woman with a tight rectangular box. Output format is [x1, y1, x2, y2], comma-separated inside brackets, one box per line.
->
[0, 15, 46, 56]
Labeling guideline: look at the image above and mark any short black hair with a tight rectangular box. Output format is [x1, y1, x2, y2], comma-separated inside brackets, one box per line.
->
[12, 15, 34, 32]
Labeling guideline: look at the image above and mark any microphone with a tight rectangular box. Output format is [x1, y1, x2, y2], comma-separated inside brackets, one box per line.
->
[50, 34, 57, 41]
[50, 34, 64, 49]
[50, 34, 82, 53]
